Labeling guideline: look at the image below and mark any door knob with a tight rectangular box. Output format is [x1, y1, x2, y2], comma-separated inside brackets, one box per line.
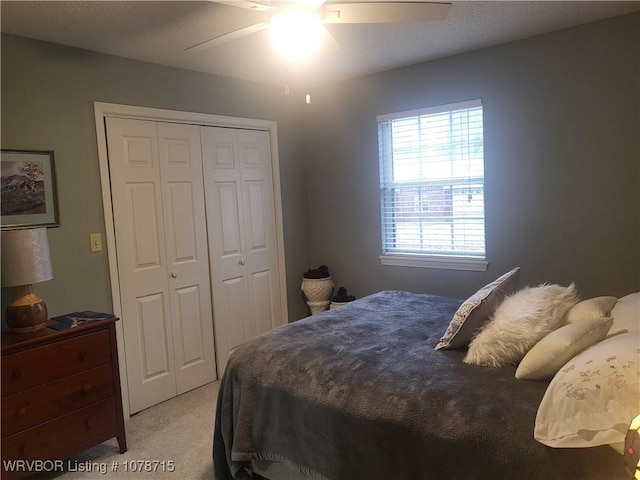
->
[171, 271, 178, 278]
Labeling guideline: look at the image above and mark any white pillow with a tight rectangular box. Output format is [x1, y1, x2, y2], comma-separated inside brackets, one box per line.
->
[435, 267, 520, 350]
[515, 316, 613, 380]
[564, 296, 617, 324]
[535, 332, 640, 448]
[464, 283, 579, 367]
[610, 292, 639, 335]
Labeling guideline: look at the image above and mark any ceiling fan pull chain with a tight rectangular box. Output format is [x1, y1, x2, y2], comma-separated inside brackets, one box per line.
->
[305, 62, 312, 104]
[284, 63, 291, 96]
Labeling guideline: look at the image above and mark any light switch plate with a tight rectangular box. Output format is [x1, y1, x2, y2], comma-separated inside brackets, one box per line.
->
[90, 233, 103, 252]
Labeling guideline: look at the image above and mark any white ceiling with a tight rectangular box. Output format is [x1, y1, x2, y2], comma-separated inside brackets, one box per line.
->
[2, 1, 638, 87]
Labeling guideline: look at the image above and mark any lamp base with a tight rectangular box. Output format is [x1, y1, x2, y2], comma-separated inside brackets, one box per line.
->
[5, 286, 48, 333]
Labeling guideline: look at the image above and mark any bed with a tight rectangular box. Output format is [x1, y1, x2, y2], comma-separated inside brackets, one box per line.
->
[213, 268, 638, 480]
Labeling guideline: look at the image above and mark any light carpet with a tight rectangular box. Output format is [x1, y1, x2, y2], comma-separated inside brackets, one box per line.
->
[34, 381, 220, 480]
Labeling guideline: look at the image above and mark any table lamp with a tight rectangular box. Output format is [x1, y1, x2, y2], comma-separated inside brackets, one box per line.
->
[1, 227, 54, 333]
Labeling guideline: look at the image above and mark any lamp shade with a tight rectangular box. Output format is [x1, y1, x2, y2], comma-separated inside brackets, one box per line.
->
[1, 228, 53, 287]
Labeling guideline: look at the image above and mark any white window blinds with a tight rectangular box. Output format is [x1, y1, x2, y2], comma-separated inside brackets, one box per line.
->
[378, 99, 486, 265]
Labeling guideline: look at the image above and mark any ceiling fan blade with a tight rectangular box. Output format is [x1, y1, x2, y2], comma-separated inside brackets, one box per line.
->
[321, 2, 451, 24]
[213, 0, 276, 12]
[184, 22, 268, 52]
[295, 0, 327, 8]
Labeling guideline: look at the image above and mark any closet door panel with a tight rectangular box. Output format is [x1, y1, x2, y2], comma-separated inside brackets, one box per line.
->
[174, 285, 206, 365]
[222, 277, 252, 351]
[165, 182, 197, 262]
[136, 293, 171, 380]
[238, 130, 283, 336]
[246, 182, 268, 251]
[202, 126, 283, 375]
[106, 118, 176, 414]
[250, 270, 275, 335]
[201, 127, 247, 376]
[128, 182, 163, 270]
[157, 122, 216, 395]
[217, 183, 243, 260]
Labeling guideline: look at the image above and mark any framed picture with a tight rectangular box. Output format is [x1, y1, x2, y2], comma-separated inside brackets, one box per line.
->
[1, 149, 60, 229]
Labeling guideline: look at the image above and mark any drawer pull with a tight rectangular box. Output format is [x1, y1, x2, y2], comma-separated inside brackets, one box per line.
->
[17, 407, 27, 416]
[83, 384, 92, 394]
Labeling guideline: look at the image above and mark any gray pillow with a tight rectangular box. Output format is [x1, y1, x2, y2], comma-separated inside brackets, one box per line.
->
[435, 267, 520, 350]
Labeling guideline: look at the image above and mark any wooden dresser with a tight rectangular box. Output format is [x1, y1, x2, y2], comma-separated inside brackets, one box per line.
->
[1, 316, 127, 479]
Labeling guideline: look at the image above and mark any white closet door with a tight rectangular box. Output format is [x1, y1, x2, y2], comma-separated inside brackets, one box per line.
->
[237, 130, 283, 337]
[107, 118, 216, 413]
[201, 127, 283, 376]
[107, 117, 177, 413]
[157, 122, 217, 395]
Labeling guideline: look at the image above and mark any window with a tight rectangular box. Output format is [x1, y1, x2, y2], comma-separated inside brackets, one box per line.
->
[378, 99, 487, 271]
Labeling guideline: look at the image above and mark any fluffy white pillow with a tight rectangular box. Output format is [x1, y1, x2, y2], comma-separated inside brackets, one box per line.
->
[610, 292, 639, 335]
[464, 283, 579, 367]
[515, 316, 613, 380]
[564, 296, 617, 324]
[535, 332, 640, 448]
[435, 267, 520, 350]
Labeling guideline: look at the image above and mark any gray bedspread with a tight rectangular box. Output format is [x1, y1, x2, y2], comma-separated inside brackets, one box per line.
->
[213, 290, 625, 480]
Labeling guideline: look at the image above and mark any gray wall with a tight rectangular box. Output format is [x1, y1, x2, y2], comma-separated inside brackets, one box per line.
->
[1, 33, 311, 323]
[2, 13, 639, 328]
[303, 13, 640, 301]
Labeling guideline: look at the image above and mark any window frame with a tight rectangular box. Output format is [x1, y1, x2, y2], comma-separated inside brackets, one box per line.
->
[377, 99, 488, 271]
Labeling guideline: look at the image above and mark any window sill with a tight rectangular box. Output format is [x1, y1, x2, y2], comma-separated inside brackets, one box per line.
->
[379, 254, 488, 272]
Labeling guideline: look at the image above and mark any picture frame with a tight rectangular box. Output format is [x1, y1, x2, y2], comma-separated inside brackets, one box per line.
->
[1, 149, 60, 229]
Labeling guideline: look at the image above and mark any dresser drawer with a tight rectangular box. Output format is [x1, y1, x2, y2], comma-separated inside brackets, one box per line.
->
[2, 364, 115, 437]
[1, 397, 118, 462]
[1, 317, 127, 477]
[2, 330, 111, 396]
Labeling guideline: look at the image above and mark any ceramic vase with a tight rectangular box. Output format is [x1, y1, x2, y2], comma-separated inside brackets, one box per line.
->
[301, 277, 334, 315]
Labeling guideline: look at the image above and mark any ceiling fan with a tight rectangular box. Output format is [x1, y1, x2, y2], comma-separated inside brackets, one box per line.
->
[185, 0, 452, 60]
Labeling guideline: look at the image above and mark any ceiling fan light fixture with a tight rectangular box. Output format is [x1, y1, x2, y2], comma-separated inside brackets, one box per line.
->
[268, 9, 324, 63]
